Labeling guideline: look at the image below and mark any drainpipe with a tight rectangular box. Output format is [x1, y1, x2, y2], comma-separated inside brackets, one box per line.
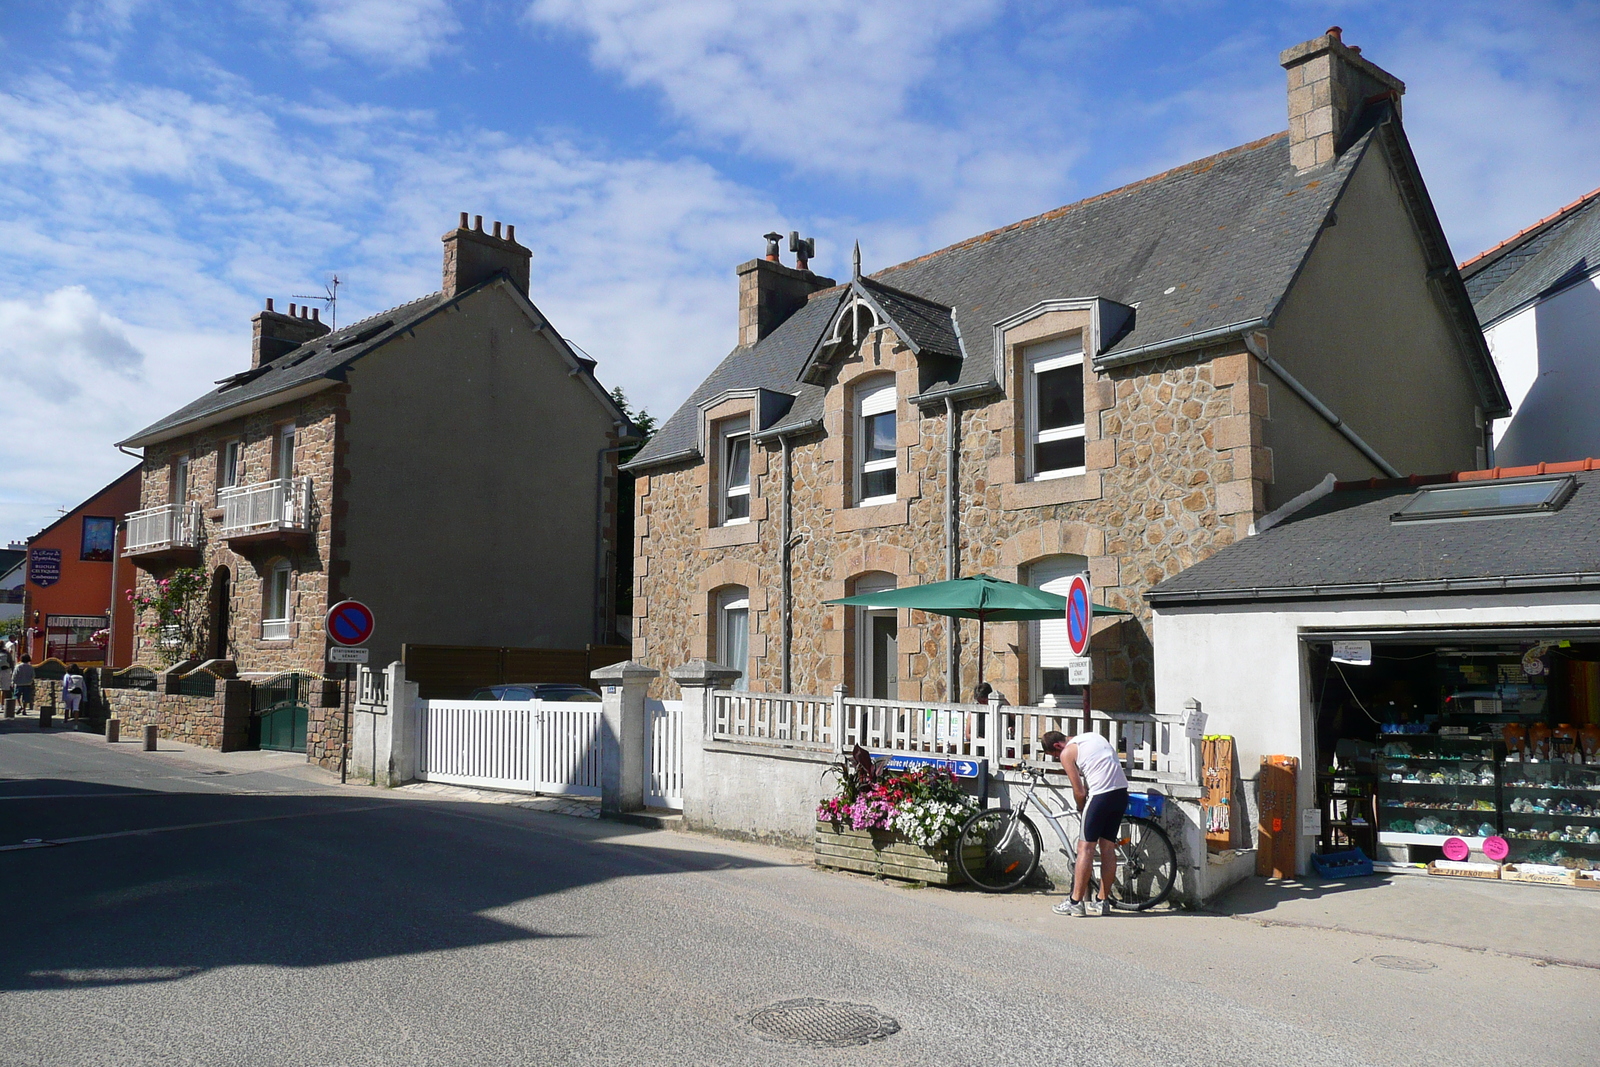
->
[1243, 331, 1400, 479]
[781, 435, 794, 692]
[107, 520, 124, 669]
[594, 436, 631, 646]
[945, 395, 960, 701]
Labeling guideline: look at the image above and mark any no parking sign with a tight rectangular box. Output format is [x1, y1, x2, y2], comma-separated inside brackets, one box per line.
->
[325, 600, 375, 646]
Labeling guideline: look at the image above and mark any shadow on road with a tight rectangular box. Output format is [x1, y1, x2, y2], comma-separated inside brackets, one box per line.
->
[1206, 872, 1396, 916]
[1, 783, 774, 993]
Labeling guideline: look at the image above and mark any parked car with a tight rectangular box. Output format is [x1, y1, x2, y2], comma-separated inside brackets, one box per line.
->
[468, 684, 600, 702]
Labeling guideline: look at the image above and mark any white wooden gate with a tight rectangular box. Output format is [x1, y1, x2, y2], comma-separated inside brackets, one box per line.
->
[647, 699, 684, 809]
[416, 700, 603, 796]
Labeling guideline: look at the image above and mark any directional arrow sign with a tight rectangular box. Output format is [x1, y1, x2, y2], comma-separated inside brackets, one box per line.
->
[875, 753, 982, 779]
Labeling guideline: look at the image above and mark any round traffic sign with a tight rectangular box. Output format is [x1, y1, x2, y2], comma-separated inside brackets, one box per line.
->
[325, 600, 375, 646]
[1065, 575, 1092, 658]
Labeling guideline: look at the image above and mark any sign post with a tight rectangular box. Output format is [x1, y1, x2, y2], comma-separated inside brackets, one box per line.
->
[1065, 573, 1093, 717]
[325, 600, 375, 785]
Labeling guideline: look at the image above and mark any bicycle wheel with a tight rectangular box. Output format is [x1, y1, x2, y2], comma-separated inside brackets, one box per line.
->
[1098, 816, 1176, 911]
[956, 808, 1042, 892]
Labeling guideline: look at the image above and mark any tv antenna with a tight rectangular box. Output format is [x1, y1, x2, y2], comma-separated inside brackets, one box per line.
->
[292, 275, 341, 329]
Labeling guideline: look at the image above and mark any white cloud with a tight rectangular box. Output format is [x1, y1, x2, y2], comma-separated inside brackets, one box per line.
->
[295, 0, 463, 70]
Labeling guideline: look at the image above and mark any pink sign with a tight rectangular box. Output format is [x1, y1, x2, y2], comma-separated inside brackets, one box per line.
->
[1483, 836, 1510, 862]
[1441, 837, 1470, 862]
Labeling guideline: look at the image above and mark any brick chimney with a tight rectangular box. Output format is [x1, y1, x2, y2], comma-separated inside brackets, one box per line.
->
[442, 212, 531, 297]
[251, 298, 330, 369]
[1280, 28, 1405, 173]
[737, 237, 835, 348]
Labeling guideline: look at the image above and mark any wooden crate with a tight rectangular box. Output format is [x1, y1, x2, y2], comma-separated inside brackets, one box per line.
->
[1427, 860, 1500, 879]
[814, 822, 979, 886]
[1500, 864, 1579, 886]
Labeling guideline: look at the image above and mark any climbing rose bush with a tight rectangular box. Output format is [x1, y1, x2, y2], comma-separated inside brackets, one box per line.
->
[128, 567, 210, 665]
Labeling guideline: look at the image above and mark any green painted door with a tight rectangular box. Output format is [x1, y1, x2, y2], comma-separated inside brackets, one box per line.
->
[259, 703, 308, 752]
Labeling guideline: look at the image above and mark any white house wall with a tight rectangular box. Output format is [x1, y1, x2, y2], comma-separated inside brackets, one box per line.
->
[1153, 591, 1600, 874]
[1486, 272, 1600, 466]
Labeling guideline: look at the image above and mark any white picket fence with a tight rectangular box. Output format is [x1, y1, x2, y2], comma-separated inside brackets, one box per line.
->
[647, 700, 685, 809]
[416, 700, 603, 795]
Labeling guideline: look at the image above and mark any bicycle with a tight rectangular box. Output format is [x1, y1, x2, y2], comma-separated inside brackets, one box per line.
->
[955, 762, 1177, 910]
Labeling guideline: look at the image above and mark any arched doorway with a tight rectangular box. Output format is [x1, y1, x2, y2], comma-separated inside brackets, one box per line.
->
[208, 566, 231, 660]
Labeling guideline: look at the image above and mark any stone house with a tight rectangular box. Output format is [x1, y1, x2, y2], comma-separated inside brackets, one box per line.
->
[625, 30, 1508, 712]
[116, 214, 634, 762]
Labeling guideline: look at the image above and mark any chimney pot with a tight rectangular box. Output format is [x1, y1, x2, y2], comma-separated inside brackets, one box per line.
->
[506, 224, 516, 242]
[1327, 26, 1342, 39]
[492, 221, 502, 238]
[311, 307, 320, 322]
[266, 298, 275, 312]
[474, 215, 483, 232]
[288, 303, 297, 316]
[459, 211, 469, 228]
[763, 231, 782, 262]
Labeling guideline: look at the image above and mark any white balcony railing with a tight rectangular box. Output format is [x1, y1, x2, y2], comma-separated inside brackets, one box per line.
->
[123, 502, 203, 555]
[219, 477, 313, 538]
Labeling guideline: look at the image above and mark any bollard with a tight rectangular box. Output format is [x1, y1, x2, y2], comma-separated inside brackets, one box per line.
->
[4, 697, 12, 718]
[143, 724, 158, 751]
[39, 707, 53, 729]
[106, 717, 121, 743]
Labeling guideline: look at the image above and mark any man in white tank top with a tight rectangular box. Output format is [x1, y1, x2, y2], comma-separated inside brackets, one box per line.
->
[1042, 730, 1129, 916]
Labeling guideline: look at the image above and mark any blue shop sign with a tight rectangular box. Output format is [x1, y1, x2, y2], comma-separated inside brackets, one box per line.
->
[28, 548, 61, 588]
[874, 752, 982, 779]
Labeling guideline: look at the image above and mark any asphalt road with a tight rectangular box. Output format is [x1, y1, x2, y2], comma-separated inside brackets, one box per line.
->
[2, 721, 1595, 1067]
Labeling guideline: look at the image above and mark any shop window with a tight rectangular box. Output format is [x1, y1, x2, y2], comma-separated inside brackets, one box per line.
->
[1024, 336, 1086, 480]
[718, 417, 751, 525]
[852, 572, 898, 700]
[1028, 555, 1088, 704]
[855, 380, 897, 506]
[716, 587, 750, 691]
[1391, 475, 1575, 522]
[262, 560, 292, 641]
[80, 516, 116, 562]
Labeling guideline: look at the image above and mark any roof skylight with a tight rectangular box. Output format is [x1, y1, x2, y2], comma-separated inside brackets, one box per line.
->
[1391, 476, 1576, 522]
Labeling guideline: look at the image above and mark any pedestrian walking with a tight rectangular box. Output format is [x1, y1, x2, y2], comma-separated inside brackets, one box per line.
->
[13, 655, 35, 713]
[1042, 729, 1129, 917]
[62, 663, 86, 720]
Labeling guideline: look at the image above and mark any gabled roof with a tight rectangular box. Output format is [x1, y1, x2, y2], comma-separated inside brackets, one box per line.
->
[1461, 187, 1600, 327]
[24, 464, 143, 544]
[1147, 461, 1600, 606]
[630, 105, 1502, 470]
[798, 276, 963, 387]
[121, 275, 631, 448]
[0, 549, 25, 580]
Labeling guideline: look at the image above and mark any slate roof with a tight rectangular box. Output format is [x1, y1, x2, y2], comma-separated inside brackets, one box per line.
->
[1146, 468, 1600, 605]
[631, 109, 1484, 470]
[1461, 188, 1600, 326]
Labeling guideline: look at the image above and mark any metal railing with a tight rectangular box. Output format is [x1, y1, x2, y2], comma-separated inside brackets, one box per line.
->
[123, 502, 202, 555]
[174, 668, 218, 698]
[101, 665, 158, 691]
[219, 476, 312, 538]
[712, 688, 1193, 783]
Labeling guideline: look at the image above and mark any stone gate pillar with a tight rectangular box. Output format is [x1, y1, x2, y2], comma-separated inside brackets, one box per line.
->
[668, 659, 742, 829]
[592, 661, 659, 815]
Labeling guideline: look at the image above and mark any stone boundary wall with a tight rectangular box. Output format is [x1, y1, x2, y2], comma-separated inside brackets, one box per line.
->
[104, 681, 252, 751]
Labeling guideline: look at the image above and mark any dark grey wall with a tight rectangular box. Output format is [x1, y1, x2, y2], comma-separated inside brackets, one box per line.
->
[1265, 146, 1485, 509]
[338, 283, 619, 668]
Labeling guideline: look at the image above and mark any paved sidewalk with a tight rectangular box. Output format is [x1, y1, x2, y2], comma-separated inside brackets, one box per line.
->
[392, 780, 600, 818]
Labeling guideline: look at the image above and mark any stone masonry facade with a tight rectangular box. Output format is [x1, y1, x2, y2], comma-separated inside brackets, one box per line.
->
[130, 388, 347, 768]
[634, 309, 1269, 711]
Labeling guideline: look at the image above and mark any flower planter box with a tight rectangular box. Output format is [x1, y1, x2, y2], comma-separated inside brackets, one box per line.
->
[814, 821, 976, 886]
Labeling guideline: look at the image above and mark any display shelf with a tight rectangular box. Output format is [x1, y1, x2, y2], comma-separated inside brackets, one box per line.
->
[1381, 781, 1496, 789]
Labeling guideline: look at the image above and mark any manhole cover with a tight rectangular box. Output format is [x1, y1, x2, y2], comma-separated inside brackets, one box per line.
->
[1370, 955, 1436, 972]
[744, 999, 900, 1048]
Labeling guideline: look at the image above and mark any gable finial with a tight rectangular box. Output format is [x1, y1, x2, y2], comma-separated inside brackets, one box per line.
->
[852, 240, 861, 281]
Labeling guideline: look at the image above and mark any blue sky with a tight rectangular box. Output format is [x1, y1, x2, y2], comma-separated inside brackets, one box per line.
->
[2, 0, 1598, 542]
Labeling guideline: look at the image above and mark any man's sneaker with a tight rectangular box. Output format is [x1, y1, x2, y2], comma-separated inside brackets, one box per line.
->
[1086, 898, 1107, 916]
[1052, 898, 1087, 917]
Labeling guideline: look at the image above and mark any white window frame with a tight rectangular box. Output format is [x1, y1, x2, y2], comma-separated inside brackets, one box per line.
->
[716, 587, 750, 691]
[172, 455, 190, 504]
[852, 573, 898, 700]
[1028, 555, 1089, 706]
[220, 440, 242, 492]
[1024, 337, 1087, 481]
[855, 381, 898, 507]
[262, 560, 292, 641]
[277, 426, 296, 483]
[718, 417, 751, 526]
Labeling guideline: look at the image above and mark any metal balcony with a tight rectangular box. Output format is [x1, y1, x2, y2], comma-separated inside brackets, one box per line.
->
[219, 477, 313, 550]
[123, 502, 203, 567]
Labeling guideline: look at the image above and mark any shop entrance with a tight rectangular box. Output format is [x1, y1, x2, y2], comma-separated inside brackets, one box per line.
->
[1304, 628, 1600, 878]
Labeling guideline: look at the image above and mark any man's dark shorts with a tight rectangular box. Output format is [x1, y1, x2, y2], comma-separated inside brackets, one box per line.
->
[1083, 788, 1129, 842]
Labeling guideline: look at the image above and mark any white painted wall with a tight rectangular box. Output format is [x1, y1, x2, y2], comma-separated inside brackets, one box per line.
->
[1153, 591, 1600, 874]
[1485, 272, 1600, 465]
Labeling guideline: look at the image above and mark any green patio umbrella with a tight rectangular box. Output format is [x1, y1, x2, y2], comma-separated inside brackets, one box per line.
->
[826, 574, 1129, 694]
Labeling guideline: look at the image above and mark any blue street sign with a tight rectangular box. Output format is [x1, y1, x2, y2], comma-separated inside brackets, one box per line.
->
[874, 752, 982, 779]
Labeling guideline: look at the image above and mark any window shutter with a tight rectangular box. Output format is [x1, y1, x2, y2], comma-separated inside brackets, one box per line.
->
[1033, 560, 1084, 669]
